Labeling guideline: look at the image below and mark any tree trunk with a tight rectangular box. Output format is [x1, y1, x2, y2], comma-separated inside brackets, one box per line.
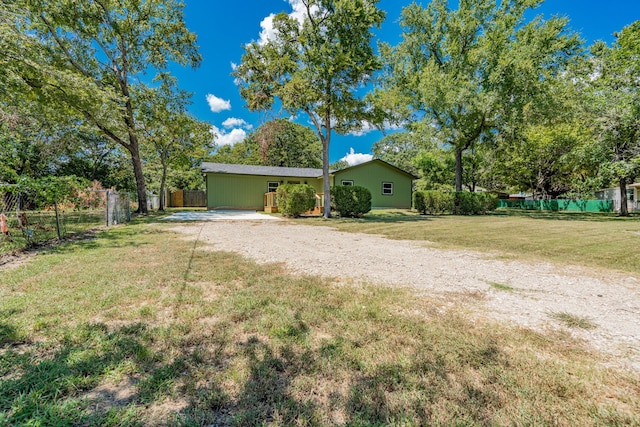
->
[322, 137, 331, 219]
[455, 147, 463, 192]
[159, 162, 167, 212]
[129, 139, 148, 214]
[619, 177, 629, 216]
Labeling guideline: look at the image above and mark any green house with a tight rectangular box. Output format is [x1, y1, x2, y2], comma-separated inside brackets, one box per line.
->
[202, 159, 416, 211]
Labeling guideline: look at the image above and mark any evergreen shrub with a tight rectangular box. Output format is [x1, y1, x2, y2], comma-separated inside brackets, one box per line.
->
[331, 185, 371, 217]
[276, 184, 316, 217]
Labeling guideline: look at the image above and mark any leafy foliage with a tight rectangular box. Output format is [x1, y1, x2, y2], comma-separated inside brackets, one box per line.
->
[413, 190, 454, 215]
[209, 120, 322, 168]
[582, 21, 640, 215]
[413, 190, 497, 215]
[276, 184, 316, 217]
[379, 0, 581, 191]
[4, 0, 201, 213]
[331, 185, 372, 217]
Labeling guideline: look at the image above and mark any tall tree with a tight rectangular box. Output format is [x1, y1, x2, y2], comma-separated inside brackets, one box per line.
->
[233, 0, 385, 218]
[254, 119, 322, 168]
[4, 0, 201, 213]
[378, 0, 581, 191]
[208, 120, 322, 168]
[138, 80, 212, 211]
[585, 21, 640, 216]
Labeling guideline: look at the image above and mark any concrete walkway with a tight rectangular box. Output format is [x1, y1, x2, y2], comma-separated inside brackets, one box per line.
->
[162, 210, 280, 222]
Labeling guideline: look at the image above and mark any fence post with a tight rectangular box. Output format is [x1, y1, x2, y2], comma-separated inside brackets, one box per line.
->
[106, 190, 110, 227]
[126, 193, 131, 222]
[54, 202, 62, 239]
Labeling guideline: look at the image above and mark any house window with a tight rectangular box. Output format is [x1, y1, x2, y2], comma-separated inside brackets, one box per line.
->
[341, 180, 354, 186]
[267, 182, 279, 193]
[382, 182, 393, 195]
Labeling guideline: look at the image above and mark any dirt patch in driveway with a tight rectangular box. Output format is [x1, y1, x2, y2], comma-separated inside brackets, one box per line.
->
[171, 220, 640, 372]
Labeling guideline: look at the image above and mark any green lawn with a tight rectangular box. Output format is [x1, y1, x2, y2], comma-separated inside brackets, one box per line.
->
[297, 209, 640, 275]
[0, 213, 639, 425]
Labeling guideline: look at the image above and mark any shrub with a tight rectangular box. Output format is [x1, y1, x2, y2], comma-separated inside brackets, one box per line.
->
[478, 192, 500, 213]
[331, 185, 371, 217]
[413, 191, 427, 214]
[452, 191, 499, 215]
[425, 190, 454, 215]
[414, 190, 497, 215]
[276, 184, 316, 217]
[414, 190, 454, 215]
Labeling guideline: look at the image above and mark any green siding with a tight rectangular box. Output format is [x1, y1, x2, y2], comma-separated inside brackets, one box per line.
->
[206, 173, 324, 209]
[333, 161, 414, 209]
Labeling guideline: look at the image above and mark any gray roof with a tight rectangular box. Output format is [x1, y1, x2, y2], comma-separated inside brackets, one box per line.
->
[201, 162, 328, 178]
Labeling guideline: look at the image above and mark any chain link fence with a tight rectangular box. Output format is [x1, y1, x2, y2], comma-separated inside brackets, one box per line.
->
[1, 186, 130, 255]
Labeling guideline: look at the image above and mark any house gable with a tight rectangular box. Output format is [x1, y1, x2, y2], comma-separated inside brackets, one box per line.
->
[333, 159, 415, 209]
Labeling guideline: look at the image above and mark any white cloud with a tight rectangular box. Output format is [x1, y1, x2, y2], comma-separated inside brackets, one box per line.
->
[341, 148, 373, 166]
[211, 125, 247, 147]
[222, 117, 252, 129]
[348, 122, 376, 137]
[258, 0, 316, 45]
[258, 13, 277, 46]
[206, 94, 231, 113]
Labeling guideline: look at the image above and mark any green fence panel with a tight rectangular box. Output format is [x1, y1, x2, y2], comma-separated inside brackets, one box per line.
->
[498, 199, 614, 213]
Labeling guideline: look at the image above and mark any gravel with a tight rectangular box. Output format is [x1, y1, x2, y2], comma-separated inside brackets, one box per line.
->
[171, 220, 640, 372]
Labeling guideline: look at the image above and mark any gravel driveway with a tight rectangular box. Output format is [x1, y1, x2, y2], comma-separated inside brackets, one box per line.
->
[171, 220, 640, 372]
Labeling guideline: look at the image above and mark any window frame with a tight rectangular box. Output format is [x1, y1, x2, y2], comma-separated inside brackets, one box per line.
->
[267, 181, 280, 193]
[382, 182, 394, 196]
[341, 180, 354, 186]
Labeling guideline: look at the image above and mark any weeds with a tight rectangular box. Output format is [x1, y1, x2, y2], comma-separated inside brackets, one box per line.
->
[549, 311, 598, 330]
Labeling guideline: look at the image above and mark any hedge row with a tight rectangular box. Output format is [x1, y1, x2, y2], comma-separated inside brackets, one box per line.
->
[413, 190, 499, 215]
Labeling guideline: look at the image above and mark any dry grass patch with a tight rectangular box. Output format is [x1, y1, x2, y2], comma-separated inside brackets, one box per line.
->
[297, 210, 640, 275]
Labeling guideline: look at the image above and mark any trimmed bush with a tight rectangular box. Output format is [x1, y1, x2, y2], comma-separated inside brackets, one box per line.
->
[276, 184, 316, 217]
[414, 190, 454, 215]
[414, 190, 497, 215]
[425, 190, 454, 215]
[478, 192, 500, 213]
[331, 185, 371, 217]
[453, 191, 499, 215]
[413, 191, 427, 214]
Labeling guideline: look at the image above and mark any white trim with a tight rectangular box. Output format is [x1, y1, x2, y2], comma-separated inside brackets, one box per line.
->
[382, 182, 393, 195]
[267, 181, 279, 193]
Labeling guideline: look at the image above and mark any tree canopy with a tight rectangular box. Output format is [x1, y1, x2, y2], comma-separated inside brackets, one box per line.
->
[2, 0, 201, 213]
[233, 0, 385, 217]
[378, 0, 581, 191]
[209, 119, 322, 169]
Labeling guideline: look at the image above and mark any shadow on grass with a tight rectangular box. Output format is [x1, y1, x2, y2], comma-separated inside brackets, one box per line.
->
[492, 208, 638, 222]
[1, 316, 636, 425]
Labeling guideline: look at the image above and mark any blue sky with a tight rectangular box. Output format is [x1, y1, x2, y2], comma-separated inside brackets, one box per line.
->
[170, 0, 640, 164]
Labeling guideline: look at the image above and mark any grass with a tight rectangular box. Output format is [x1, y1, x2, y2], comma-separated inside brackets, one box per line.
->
[488, 282, 515, 292]
[549, 312, 598, 330]
[0, 214, 639, 425]
[295, 209, 640, 275]
[0, 209, 107, 255]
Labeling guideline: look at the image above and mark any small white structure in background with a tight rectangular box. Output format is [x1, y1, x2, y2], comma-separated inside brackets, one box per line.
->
[147, 193, 160, 211]
[596, 184, 640, 213]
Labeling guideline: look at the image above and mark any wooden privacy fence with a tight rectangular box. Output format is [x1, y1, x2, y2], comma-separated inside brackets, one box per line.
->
[168, 190, 206, 208]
